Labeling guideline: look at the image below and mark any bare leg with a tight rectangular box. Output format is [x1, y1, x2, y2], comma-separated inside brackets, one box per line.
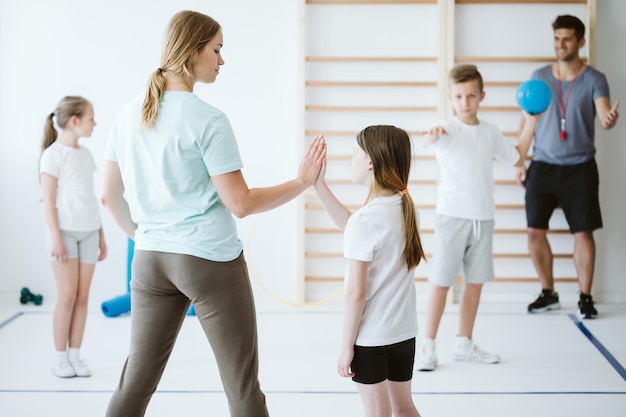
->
[423, 283, 450, 339]
[52, 259, 79, 352]
[528, 227, 554, 290]
[356, 381, 392, 417]
[573, 231, 595, 294]
[388, 380, 422, 417]
[68, 262, 95, 348]
[458, 283, 483, 339]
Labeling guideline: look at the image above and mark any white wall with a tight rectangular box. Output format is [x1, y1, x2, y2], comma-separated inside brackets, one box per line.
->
[0, 0, 304, 309]
[0, 0, 624, 309]
[593, 0, 626, 303]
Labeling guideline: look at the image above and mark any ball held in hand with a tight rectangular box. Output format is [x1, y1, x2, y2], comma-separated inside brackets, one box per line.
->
[516, 79, 551, 115]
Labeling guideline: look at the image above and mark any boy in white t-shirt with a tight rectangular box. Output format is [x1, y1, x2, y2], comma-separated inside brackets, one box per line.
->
[417, 65, 538, 371]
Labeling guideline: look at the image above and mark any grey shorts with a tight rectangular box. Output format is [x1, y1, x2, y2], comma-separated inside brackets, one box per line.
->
[429, 214, 495, 287]
[47, 229, 100, 263]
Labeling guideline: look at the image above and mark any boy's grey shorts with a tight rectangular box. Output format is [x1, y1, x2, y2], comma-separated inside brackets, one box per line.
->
[47, 229, 100, 264]
[429, 214, 495, 287]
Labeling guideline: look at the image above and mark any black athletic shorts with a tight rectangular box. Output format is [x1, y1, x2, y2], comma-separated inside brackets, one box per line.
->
[524, 159, 602, 233]
[350, 338, 415, 384]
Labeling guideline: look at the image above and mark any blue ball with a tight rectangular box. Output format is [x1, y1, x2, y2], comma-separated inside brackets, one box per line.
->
[516, 79, 552, 115]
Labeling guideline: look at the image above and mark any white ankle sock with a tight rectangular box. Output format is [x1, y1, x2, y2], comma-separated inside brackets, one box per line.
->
[55, 350, 68, 361]
[68, 348, 80, 362]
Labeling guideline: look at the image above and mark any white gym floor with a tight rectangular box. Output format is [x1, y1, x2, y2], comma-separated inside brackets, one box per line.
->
[1, 295, 625, 417]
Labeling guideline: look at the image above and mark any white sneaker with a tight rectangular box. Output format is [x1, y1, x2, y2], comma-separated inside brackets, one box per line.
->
[52, 359, 76, 378]
[70, 359, 91, 377]
[454, 337, 500, 364]
[416, 338, 438, 371]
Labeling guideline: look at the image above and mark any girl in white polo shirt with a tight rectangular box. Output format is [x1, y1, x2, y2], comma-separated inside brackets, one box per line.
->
[314, 125, 426, 417]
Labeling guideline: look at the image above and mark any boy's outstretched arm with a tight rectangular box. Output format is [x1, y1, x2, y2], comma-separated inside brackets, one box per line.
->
[421, 126, 448, 143]
[313, 156, 351, 231]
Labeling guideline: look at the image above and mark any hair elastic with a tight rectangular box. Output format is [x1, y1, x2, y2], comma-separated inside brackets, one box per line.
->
[400, 188, 409, 196]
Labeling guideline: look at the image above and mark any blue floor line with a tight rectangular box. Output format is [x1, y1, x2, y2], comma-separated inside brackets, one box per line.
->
[0, 312, 23, 330]
[569, 313, 626, 382]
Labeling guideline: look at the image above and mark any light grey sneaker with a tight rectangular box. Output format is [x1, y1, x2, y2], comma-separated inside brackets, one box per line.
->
[416, 338, 437, 371]
[52, 359, 76, 378]
[454, 337, 500, 364]
[70, 359, 91, 377]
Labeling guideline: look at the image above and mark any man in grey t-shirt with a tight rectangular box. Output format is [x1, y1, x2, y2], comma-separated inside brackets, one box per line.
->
[516, 15, 619, 319]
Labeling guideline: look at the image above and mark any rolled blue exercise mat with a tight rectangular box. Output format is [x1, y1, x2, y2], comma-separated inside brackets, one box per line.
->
[101, 292, 131, 317]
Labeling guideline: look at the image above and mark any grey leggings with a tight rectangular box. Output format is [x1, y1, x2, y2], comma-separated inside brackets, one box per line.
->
[105, 251, 268, 417]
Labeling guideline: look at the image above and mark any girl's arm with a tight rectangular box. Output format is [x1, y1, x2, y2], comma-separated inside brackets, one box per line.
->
[101, 160, 137, 239]
[41, 173, 66, 261]
[337, 259, 368, 378]
[313, 157, 351, 231]
[211, 136, 326, 218]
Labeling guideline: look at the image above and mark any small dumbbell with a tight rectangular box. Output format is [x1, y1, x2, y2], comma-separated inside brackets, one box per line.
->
[20, 287, 43, 306]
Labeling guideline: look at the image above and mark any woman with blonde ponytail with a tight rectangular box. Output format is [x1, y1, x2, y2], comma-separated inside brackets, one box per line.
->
[40, 96, 107, 379]
[313, 125, 425, 417]
[101, 10, 325, 417]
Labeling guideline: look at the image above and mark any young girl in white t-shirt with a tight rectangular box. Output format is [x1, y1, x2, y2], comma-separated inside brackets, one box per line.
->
[39, 96, 107, 378]
[314, 125, 426, 417]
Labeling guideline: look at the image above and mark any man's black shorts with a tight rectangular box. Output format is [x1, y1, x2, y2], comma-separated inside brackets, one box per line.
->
[524, 159, 602, 233]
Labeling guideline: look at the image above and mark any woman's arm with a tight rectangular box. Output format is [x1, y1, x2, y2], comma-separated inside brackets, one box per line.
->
[337, 259, 368, 378]
[212, 135, 326, 218]
[41, 173, 66, 261]
[100, 160, 137, 239]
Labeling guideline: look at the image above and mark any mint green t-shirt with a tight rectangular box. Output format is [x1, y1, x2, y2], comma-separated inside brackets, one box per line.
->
[104, 91, 243, 261]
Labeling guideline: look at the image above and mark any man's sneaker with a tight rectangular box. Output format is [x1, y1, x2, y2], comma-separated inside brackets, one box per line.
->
[528, 289, 560, 313]
[70, 359, 92, 377]
[52, 359, 76, 378]
[578, 293, 598, 319]
[454, 337, 500, 364]
[416, 338, 437, 371]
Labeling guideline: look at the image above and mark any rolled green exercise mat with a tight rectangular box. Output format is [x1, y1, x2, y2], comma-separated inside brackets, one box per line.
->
[101, 293, 131, 317]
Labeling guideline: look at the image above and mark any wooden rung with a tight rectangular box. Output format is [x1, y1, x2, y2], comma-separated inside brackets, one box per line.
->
[456, 0, 587, 5]
[305, 203, 525, 210]
[306, 81, 519, 88]
[306, 81, 437, 87]
[305, 276, 578, 283]
[480, 106, 521, 112]
[304, 227, 570, 235]
[328, 154, 436, 161]
[306, 56, 438, 62]
[484, 81, 524, 87]
[306, 105, 438, 112]
[456, 56, 554, 63]
[326, 178, 437, 185]
[307, 129, 433, 136]
[306, 252, 572, 259]
[328, 154, 528, 162]
[323, 178, 519, 185]
[307, 0, 436, 4]
[306, 105, 519, 113]
[456, 55, 588, 63]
